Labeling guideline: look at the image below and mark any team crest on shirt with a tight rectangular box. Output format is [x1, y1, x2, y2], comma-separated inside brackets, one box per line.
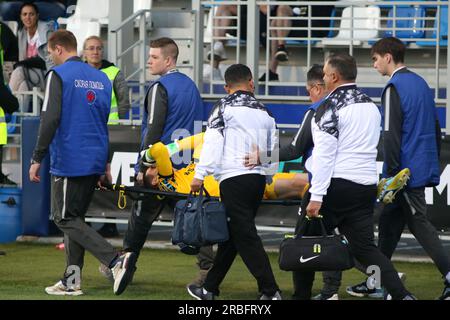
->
[86, 90, 97, 105]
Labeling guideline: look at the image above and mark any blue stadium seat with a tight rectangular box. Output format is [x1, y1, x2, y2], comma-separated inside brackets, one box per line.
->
[417, 6, 448, 46]
[34, 1, 67, 21]
[385, 6, 426, 39]
[378, 0, 418, 9]
[0, 1, 22, 21]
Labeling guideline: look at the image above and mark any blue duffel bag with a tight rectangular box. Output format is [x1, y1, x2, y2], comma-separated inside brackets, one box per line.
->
[172, 185, 229, 248]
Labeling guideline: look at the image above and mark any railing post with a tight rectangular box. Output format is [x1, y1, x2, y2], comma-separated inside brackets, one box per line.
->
[108, 0, 133, 73]
[140, 10, 147, 119]
[192, 0, 204, 92]
[446, 3, 450, 135]
[247, 0, 259, 93]
[32, 87, 39, 116]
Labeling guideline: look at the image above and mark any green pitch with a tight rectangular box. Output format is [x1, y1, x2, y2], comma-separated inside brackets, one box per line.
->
[0, 243, 444, 300]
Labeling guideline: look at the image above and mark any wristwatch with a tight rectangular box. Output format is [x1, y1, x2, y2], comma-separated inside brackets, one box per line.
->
[30, 159, 40, 165]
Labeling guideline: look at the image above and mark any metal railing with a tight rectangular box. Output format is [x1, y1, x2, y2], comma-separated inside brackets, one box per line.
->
[110, 8, 199, 121]
[4, 88, 44, 187]
[110, 9, 149, 122]
[198, 0, 450, 132]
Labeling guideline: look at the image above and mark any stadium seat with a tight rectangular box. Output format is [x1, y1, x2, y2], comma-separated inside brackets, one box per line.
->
[58, 0, 110, 26]
[384, 6, 426, 39]
[417, 6, 448, 46]
[0, 1, 22, 21]
[321, 6, 380, 46]
[378, 0, 413, 9]
[34, 1, 67, 21]
[58, 0, 110, 55]
[335, 0, 377, 7]
[66, 20, 101, 55]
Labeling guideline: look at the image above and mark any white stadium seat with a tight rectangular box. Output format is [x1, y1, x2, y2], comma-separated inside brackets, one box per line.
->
[58, 0, 110, 55]
[321, 6, 380, 46]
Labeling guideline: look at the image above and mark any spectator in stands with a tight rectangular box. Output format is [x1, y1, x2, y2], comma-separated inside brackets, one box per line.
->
[121, 37, 203, 278]
[208, 1, 335, 82]
[83, 35, 131, 238]
[9, 2, 55, 108]
[83, 36, 130, 124]
[347, 37, 450, 300]
[188, 64, 281, 300]
[0, 21, 19, 185]
[29, 29, 135, 297]
[296, 52, 414, 300]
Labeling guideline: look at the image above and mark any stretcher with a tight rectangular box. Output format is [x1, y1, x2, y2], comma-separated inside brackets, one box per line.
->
[112, 184, 302, 210]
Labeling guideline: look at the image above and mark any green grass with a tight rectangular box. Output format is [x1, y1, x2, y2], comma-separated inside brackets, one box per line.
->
[0, 243, 445, 300]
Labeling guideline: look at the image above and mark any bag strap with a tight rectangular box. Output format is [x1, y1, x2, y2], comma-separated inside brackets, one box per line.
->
[296, 215, 329, 238]
[317, 217, 329, 238]
[201, 185, 211, 198]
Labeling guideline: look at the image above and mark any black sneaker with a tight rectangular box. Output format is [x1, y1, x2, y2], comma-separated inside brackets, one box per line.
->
[186, 284, 214, 300]
[346, 281, 384, 298]
[274, 45, 289, 62]
[258, 70, 279, 82]
[312, 293, 339, 300]
[438, 281, 450, 300]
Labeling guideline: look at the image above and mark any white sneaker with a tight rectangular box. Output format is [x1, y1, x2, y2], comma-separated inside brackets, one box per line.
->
[45, 280, 83, 296]
[99, 263, 114, 283]
[386, 273, 407, 300]
[260, 290, 282, 300]
[207, 41, 227, 61]
[111, 252, 137, 295]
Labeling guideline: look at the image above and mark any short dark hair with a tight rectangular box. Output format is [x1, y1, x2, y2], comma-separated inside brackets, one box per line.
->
[371, 37, 405, 64]
[307, 64, 324, 84]
[48, 30, 77, 51]
[326, 53, 357, 81]
[150, 37, 179, 61]
[224, 64, 253, 87]
[20, 2, 39, 15]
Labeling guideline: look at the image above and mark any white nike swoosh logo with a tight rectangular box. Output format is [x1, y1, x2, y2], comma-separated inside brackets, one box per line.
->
[299, 255, 320, 263]
[55, 177, 62, 182]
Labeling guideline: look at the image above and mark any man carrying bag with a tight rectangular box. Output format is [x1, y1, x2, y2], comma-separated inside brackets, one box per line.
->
[188, 64, 281, 300]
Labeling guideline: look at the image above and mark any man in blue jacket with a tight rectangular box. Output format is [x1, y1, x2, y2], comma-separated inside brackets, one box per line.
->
[347, 37, 450, 300]
[29, 30, 136, 296]
[121, 37, 203, 272]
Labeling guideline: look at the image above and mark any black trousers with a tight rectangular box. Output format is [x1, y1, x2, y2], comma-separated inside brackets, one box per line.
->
[292, 178, 409, 300]
[123, 189, 165, 257]
[203, 174, 279, 296]
[379, 187, 450, 276]
[51, 175, 117, 272]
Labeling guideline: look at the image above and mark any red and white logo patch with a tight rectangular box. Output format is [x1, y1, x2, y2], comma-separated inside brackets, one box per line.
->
[86, 90, 97, 105]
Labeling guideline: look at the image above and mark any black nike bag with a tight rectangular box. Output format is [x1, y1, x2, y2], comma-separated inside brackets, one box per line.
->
[278, 216, 354, 272]
[172, 186, 229, 247]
